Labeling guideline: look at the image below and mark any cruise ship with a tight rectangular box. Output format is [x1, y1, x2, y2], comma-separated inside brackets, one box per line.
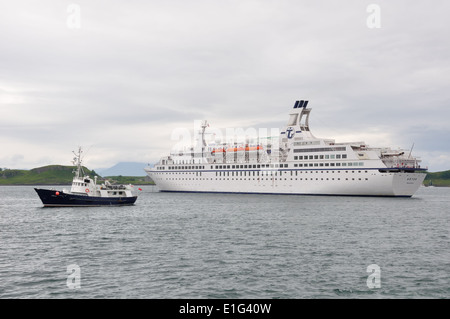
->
[145, 100, 427, 197]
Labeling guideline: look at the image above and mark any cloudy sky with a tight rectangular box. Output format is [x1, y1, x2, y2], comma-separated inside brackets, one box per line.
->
[1, 0, 449, 172]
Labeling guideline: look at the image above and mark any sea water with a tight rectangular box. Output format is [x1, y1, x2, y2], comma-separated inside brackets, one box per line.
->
[0, 186, 448, 298]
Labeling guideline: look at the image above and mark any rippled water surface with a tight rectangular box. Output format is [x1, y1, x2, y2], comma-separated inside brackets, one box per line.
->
[0, 186, 448, 298]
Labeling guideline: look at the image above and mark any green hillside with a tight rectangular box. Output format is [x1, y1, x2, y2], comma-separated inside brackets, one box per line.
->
[0, 165, 154, 185]
[0, 165, 99, 185]
[423, 170, 450, 187]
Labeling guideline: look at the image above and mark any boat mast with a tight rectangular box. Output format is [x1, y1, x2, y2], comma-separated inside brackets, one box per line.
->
[72, 147, 85, 178]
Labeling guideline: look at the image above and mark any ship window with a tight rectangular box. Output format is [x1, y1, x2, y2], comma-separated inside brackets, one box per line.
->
[336, 155, 341, 159]
[309, 155, 313, 160]
[314, 155, 318, 159]
[320, 155, 324, 159]
[294, 156, 298, 160]
[299, 156, 303, 160]
[342, 154, 347, 159]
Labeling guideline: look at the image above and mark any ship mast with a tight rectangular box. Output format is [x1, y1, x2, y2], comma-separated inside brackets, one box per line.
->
[72, 147, 85, 179]
[200, 120, 208, 158]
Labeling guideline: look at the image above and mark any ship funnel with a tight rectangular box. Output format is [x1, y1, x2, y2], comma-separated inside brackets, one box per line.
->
[293, 100, 309, 109]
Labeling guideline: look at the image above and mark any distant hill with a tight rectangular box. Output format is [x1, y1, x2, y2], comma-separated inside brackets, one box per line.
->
[423, 170, 450, 187]
[0, 165, 154, 185]
[0, 165, 99, 185]
[95, 162, 149, 177]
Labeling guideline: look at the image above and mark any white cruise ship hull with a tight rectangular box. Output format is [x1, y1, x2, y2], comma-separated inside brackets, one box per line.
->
[146, 168, 426, 197]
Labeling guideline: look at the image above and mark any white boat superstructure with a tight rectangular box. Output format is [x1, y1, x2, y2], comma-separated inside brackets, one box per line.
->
[145, 100, 427, 197]
[68, 147, 135, 198]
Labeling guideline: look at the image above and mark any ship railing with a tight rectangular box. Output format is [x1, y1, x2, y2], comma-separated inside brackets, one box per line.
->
[382, 158, 423, 169]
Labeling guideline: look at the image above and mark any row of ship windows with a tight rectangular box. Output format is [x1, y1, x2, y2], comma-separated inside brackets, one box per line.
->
[157, 177, 370, 181]
[294, 154, 347, 160]
[155, 170, 370, 177]
[157, 164, 287, 170]
[73, 182, 88, 187]
[108, 191, 125, 195]
[294, 162, 364, 167]
[156, 161, 364, 170]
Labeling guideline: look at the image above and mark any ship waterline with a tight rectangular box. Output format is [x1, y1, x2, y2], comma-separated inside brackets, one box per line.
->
[145, 100, 426, 197]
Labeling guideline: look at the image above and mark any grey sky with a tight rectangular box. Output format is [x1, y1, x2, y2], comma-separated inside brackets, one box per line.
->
[1, 0, 449, 172]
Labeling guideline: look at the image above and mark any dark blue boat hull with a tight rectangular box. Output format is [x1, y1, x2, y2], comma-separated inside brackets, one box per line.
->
[34, 188, 137, 207]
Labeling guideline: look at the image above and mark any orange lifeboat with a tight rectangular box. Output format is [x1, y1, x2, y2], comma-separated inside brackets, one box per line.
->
[245, 145, 263, 151]
[212, 148, 225, 154]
